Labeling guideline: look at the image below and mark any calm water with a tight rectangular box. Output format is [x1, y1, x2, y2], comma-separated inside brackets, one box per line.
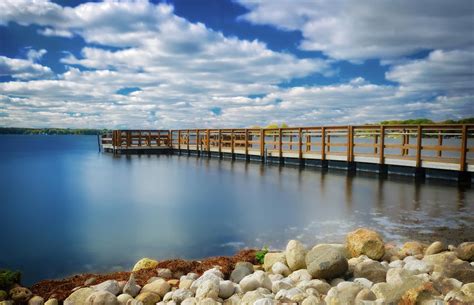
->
[1, 135, 473, 285]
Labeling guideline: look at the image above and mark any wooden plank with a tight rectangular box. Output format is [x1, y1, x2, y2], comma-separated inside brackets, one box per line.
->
[321, 127, 326, 160]
[245, 128, 249, 156]
[437, 132, 443, 157]
[298, 128, 303, 160]
[219, 129, 222, 154]
[260, 129, 265, 157]
[348, 126, 354, 162]
[279, 128, 282, 158]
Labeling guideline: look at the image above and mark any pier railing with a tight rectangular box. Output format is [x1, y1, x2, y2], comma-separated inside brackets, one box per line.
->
[102, 124, 474, 172]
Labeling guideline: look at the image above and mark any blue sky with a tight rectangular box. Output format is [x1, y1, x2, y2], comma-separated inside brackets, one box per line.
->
[0, 0, 473, 128]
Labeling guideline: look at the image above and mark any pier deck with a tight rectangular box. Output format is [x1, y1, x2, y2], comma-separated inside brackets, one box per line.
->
[100, 125, 474, 182]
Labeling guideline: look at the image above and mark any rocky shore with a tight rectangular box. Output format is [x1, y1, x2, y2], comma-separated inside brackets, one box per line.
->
[1, 228, 473, 304]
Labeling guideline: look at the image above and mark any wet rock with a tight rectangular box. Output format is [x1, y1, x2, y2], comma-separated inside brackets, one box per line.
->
[9, 287, 33, 303]
[141, 278, 171, 297]
[271, 262, 290, 277]
[92, 280, 121, 295]
[218, 280, 235, 299]
[286, 240, 307, 271]
[425, 241, 446, 256]
[64, 287, 94, 305]
[85, 291, 119, 305]
[456, 242, 474, 261]
[306, 245, 348, 280]
[263, 252, 286, 271]
[239, 270, 272, 293]
[401, 241, 425, 257]
[346, 228, 385, 260]
[195, 280, 219, 300]
[132, 258, 159, 272]
[116, 294, 133, 305]
[123, 274, 141, 297]
[135, 291, 161, 305]
[230, 262, 253, 283]
[28, 296, 45, 305]
[353, 260, 387, 283]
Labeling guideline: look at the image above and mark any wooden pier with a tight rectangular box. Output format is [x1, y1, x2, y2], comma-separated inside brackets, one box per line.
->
[100, 124, 474, 182]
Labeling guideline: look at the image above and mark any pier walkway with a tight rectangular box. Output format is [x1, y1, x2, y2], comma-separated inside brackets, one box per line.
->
[100, 124, 474, 182]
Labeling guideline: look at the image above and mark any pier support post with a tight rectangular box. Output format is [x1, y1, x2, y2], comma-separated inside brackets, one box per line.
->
[378, 164, 388, 177]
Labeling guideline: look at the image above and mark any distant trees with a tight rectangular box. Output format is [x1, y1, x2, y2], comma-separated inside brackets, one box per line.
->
[0, 127, 107, 135]
[380, 117, 474, 125]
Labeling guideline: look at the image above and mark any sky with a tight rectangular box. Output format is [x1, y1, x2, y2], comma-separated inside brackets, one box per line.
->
[0, 0, 473, 129]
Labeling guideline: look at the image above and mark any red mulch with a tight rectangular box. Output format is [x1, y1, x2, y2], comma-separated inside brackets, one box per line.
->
[30, 249, 257, 301]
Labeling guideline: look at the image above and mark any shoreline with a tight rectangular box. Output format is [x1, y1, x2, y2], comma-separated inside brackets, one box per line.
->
[1, 228, 473, 304]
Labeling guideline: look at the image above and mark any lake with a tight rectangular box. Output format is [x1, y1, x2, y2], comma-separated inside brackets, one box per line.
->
[1, 135, 473, 285]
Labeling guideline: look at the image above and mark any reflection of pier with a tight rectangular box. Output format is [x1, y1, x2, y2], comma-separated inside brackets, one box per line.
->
[100, 125, 474, 183]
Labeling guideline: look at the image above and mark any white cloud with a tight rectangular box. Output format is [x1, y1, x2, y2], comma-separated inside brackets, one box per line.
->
[26, 48, 47, 62]
[236, 0, 474, 61]
[0, 55, 53, 80]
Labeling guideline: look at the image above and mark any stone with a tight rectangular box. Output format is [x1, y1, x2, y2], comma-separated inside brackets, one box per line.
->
[301, 295, 322, 305]
[85, 291, 119, 305]
[456, 242, 474, 261]
[240, 290, 264, 305]
[425, 241, 446, 255]
[28, 296, 45, 305]
[401, 241, 425, 257]
[275, 287, 308, 302]
[0, 291, 6, 302]
[288, 269, 312, 283]
[179, 278, 194, 290]
[239, 271, 272, 293]
[268, 274, 283, 282]
[348, 255, 371, 274]
[297, 279, 331, 295]
[444, 288, 474, 304]
[272, 278, 294, 294]
[222, 294, 240, 305]
[403, 259, 433, 274]
[190, 269, 222, 293]
[371, 274, 428, 304]
[286, 240, 307, 271]
[330, 278, 344, 286]
[64, 287, 94, 305]
[195, 280, 219, 300]
[346, 228, 385, 260]
[263, 252, 286, 271]
[324, 282, 364, 305]
[306, 245, 348, 280]
[0, 301, 13, 305]
[197, 297, 220, 305]
[218, 280, 235, 299]
[271, 262, 290, 277]
[141, 278, 171, 297]
[353, 260, 386, 283]
[386, 268, 416, 286]
[92, 280, 122, 295]
[398, 282, 442, 305]
[9, 287, 33, 303]
[132, 258, 159, 272]
[461, 282, 474, 296]
[156, 268, 173, 279]
[85, 278, 97, 286]
[253, 298, 275, 305]
[388, 260, 404, 269]
[355, 288, 376, 303]
[123, 274, 141, 297]
[171, 289, 193, 303]
[230, 262, 253, 283]
[423, 251, 474, 283]
[44, 298, 58, 305]
[135, 291, 161, 305]
[167, 279, 179, 286]
[181, 297, 197, 305]
[117, 294, 133, 305]
[353, 278, 373, 289]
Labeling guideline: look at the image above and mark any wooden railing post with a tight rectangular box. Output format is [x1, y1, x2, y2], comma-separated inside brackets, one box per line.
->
[298, 128, 303, 160]
[321, 127, 326, 160]
[278, 128, 282, 158]
[415, 125, 422, 168]
[260, 129, 265, 158]
[178, 130, 181, 150]
[437, 131, 443, 157]
[348, 126, 354, 162]
[231, 129, 235, 157]
[196, 129, 200, 153]
[127, 131, 131, 148]
[187, 129, 190, 152]
[460, 125, 468, 171]
[218, 129, 222, 155]
[206, 129, 211, 154]
[379, 126, 385, 164]
[245, 129, 249, 157]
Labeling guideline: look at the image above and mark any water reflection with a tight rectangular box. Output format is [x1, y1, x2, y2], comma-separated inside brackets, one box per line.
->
[0, 135, 472, 285]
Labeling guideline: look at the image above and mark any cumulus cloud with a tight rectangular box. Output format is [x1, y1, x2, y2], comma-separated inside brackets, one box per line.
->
[236, 0, 474, 61]
[0, 55, 53, 80]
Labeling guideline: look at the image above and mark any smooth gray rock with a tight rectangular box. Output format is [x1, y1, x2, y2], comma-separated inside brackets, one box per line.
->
[306, 245, 348, 280]
[92, 280, 122, 296]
